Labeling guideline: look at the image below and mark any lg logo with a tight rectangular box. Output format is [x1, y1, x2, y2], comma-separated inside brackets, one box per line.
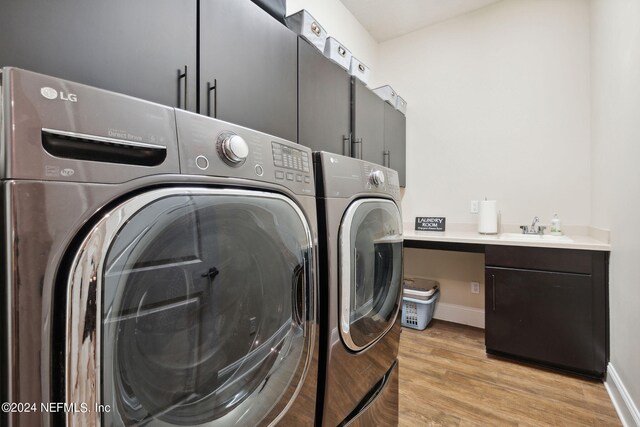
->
[40, 87, 78, 102]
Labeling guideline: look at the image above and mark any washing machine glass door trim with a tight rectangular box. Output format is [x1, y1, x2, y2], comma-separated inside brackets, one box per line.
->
[64, 186, 315, 426]
[339, 198, 403, 352]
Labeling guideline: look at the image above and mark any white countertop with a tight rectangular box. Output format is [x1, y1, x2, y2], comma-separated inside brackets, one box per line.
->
[403, 226, 611, 251]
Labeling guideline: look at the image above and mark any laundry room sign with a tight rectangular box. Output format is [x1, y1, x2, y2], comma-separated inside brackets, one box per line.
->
[415, 217, 446, 232]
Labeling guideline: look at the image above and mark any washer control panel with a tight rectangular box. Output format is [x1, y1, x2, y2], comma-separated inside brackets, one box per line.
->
[272, 142, 312, 184]
[217, 132, 249, 166]
[176, 110, 314, 196]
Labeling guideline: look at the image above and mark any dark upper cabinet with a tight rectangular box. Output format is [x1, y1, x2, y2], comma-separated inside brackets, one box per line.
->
[0, 0, 197, 111]
[298, 46, 407, 177]
[298, 39, 351, 156]
[484, 246, 608, 378]
[200, 0, 297, 142]
[351, 79, 384, 165]
[383, 103, 406, 187]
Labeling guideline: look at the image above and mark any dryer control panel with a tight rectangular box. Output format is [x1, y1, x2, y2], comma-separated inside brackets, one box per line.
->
[314, 151, 401, 200]
[176, 110, 315, 196]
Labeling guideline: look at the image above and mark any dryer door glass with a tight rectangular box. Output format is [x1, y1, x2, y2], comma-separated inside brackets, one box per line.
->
[339, 199, 403, 351]
[66, 189, 314, 427]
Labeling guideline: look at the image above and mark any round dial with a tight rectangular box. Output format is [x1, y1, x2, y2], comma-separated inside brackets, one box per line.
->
[217, 133, 249, 165]
[369, 170, 385, 187]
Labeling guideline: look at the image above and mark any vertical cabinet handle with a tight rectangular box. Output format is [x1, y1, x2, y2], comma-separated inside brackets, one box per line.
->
[342, 134, 351, 157]
[492, 274, 496, 311]
[207, 79, 217, 118]
[383, 150, 390, 167]
[177, 65, 188, 110]
[352, 138, 363, 159]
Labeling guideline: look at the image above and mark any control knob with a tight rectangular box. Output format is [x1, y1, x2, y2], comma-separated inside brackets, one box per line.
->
[217, 132, 249, 165]
[369, 170, 385, 187]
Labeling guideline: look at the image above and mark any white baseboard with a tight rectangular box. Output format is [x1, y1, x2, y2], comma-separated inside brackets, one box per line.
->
[605, 363, 640, 426]
[433, 302, 485, 329]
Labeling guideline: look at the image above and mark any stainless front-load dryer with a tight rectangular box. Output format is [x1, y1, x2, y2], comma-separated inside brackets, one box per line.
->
[314, 152, 403, 426]
[0, 68, 318, 426]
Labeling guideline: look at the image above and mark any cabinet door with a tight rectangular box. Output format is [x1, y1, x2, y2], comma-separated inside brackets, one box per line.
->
[0, 0, 197, 111]
[485, 267, 599, 374]
[200, 0, 297, 142]
[383, 103, 406, 187]
[298, 39, 351, 155]
[352, 79, 384, 164]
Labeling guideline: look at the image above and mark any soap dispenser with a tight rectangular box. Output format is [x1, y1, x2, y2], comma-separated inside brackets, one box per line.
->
[550, 213, 562, 236]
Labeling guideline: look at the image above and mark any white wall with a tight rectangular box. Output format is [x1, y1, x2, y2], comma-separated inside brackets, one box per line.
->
[404, 248, 485, 328]
[286, 0, 380, 85]
[591, 0, 640, 423]
[376, 0, 592, 228]
[404, 249, 484, 309]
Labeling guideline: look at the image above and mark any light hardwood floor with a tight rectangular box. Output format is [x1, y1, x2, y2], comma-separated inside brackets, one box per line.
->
[398, 320, 621, 426]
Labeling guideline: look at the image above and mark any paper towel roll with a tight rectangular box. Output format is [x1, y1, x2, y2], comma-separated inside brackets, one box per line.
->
[478, 200, 498, 234]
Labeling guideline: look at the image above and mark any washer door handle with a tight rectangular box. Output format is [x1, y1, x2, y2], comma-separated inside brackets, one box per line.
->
[292, 261, 305, 325]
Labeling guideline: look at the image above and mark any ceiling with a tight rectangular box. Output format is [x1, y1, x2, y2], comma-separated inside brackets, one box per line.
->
[339, 0, 502, 42]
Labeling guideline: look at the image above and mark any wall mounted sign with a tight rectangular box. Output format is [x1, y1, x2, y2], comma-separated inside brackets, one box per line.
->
[415, 217, 446, 232]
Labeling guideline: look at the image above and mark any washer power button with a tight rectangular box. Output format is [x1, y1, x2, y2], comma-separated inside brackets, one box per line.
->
[195, 155, 209, 170]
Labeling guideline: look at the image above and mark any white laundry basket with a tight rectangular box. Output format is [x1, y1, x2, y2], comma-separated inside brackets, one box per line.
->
[401, 281, 439, 330]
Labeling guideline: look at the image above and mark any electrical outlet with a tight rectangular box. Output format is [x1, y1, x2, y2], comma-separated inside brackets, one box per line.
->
[471, 281, 480, 294]
[470, 200, 479, 214]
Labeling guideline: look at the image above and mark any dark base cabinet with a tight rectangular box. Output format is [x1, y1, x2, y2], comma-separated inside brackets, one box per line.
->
[485, 246, 608, 378]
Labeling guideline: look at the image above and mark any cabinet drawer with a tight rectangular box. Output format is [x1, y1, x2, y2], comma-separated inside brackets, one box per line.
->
[485, 245, 593, 274]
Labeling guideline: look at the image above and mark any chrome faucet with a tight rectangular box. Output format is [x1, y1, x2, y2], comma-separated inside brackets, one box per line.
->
[531, 216, 540, 231]
[520, 216, 546, 235]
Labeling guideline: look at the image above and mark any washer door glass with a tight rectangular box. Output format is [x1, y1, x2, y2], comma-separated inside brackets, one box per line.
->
[339, 199, 403, 351]
[96, 190, 313, 426]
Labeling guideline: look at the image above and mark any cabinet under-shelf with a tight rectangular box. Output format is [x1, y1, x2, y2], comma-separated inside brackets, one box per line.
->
[403, 239, 609, 378]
